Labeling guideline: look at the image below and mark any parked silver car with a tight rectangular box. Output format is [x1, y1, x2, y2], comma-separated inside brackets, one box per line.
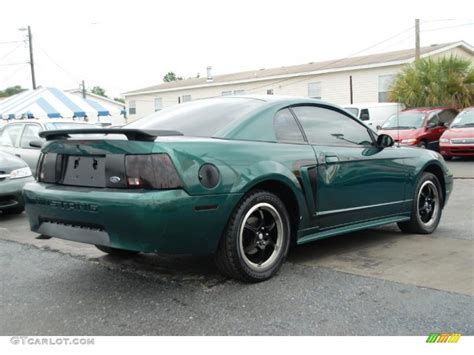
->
[0, 120, 93, 176]
[0, 151, 34, 214]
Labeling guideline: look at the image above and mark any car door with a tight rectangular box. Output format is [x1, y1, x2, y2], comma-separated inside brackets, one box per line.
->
[424, 113, 445, 150]
[18, 123, 43, 175]
[0, 123, 24, 157]
[291, 105, 409, 230]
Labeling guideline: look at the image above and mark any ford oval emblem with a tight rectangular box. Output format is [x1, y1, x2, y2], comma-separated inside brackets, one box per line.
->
[109, 176, 121, 184]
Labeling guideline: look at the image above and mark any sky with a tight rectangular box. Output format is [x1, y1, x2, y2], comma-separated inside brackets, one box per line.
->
[0, 0, 473, 98]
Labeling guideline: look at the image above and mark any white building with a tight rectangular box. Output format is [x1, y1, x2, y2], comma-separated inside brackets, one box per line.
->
[123, 41, 473, 121]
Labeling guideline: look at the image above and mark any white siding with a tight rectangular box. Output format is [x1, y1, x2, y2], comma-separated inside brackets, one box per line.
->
[125, 47, 473, 121]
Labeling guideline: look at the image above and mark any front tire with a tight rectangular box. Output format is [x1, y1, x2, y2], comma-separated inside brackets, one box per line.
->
[397, 172, 443, 234]
[95, 245, 139, 257]
[215, 190, 291, 282]
[417, 140, 428, 149]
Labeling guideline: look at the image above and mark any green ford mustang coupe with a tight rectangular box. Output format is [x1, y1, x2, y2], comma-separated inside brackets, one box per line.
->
[23, 96, 453, 282]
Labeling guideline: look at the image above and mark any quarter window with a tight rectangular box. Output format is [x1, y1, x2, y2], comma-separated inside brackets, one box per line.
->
[292, 106, 373, 146]
[273, 109, 305, 143]
[0, 124, 23, 147]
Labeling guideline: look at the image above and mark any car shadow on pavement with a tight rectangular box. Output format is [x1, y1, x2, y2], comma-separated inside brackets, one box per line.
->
[288, 225, 403, 264]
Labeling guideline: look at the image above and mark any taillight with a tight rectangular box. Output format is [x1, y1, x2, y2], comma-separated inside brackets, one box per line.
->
[125, 154, 182, 189]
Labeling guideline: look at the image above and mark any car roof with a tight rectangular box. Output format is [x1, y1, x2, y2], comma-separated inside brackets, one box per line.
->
[0, 119, 92, 128]
[403, 107, 455, 113]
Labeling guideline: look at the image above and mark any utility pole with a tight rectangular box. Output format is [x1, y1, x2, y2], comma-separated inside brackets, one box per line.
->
[81, 80, 86, 99]
[415, 19, 420, 61]
[19, 26, 36, 89]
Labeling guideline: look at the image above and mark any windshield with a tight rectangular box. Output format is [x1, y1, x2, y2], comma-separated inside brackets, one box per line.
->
[382, 112, 425, 129]
[344, 108, 359, 117]
[450, 110, 474, 128]
[126, 98, 266, 137]
[45, 122, 93, 130]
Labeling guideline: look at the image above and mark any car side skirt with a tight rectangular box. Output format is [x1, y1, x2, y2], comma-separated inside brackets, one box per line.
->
[297, 215, 411, 245]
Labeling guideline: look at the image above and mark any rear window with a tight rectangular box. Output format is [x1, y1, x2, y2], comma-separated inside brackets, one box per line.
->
[126, 98, 266, 137]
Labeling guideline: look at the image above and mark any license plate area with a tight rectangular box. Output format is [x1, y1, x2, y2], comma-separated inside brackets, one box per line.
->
[62, 156, 106, 187]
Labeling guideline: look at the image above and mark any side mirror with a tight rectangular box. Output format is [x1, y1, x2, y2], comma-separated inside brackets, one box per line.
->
[29, 140, 44, 149]
[376, 134, 394, 148]
[376, 125, 382, 131]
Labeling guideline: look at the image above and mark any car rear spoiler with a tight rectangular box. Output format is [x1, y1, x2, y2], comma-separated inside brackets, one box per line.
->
[39, 128, 183, 142]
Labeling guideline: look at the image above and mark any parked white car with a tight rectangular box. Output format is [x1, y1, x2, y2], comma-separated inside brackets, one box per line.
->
[0, 120, 93, 176]
[344, 103, 404, 130]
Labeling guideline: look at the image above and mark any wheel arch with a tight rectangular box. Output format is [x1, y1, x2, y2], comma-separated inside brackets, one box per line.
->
[241, 177, 306, 244]
[421, 163, 446, 207]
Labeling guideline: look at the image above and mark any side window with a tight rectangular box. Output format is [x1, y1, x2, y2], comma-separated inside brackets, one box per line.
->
[20, 124, 41, 148]
[427, 114, 440, 128]
[292, 106, 373, 146]
[273, 109, 305, 143]
[0, 124, 23, 147]
[360, 109, 370, 121]
[438, 110, 457, 125]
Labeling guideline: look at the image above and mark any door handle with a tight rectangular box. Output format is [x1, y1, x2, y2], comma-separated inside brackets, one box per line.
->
[324, 155, 339, 164]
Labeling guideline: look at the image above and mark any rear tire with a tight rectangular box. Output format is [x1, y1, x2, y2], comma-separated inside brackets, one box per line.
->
[215, 190, 291, 282]
[95, 245, 139, 257]
[397, 172, 443, 234]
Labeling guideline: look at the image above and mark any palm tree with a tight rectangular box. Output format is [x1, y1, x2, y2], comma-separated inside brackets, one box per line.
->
[389, 56, 474, 109]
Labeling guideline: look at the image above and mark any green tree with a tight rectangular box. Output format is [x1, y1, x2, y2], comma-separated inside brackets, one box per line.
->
[91, 86, 108, 98]
[114, 97, 125, 104]
[163, 71, 183, 82]
[390, 56, 474, 110]
[0, 85, 27, 98]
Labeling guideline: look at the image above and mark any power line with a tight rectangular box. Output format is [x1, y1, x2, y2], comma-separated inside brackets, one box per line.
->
[0, 40, 24, 45]
[0, 43, 23, 63]
[422, 22, 474, 32]
[37, 45, 81, 85]
[246, 25, 415, 93]
[0, 63, 27, 84]
[0, 62, 27, 66]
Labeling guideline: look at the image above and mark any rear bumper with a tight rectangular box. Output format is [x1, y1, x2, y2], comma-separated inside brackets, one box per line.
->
[23, 182, 243, 255]
[440, 144, 474, 157]
[0, 176, 34, 211]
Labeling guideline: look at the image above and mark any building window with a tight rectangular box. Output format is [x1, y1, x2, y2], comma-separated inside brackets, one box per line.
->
[129, 100, 136, 115]
[233, 90, 245, 95]
[267, 89, 274, 95]
[182, 95, 192, 102]
[378, 74, 395, 102]
[308, 82, 321, 99]
[222, 91, 232, 96]
[154, 97, 162, 111]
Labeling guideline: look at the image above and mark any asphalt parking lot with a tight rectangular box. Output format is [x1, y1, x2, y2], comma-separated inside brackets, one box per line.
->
[0, 159, 473, 335]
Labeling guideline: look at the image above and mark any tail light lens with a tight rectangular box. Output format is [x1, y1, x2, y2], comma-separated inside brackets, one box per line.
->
[125, 154, 182, 189]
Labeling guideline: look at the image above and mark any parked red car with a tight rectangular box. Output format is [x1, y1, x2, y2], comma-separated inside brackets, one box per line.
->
[378, 107, 458, 150]
[440, 107, 474, 159]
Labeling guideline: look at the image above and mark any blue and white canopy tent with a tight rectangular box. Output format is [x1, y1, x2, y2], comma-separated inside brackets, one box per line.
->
[0, 87, 125, 122]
